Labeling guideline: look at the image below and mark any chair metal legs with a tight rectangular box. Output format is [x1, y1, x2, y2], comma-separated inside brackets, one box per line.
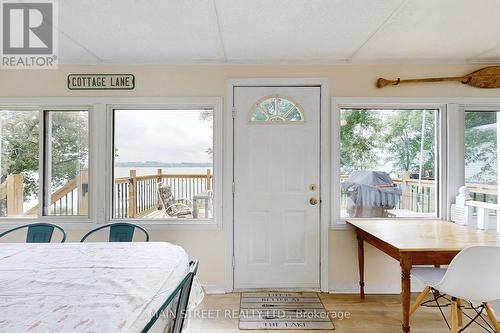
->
[409, 288, 500, 333]
[484, 303, 500, 333]
[410, 286, 431, 316]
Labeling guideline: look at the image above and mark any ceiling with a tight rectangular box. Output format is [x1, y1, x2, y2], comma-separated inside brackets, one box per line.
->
[57, 0, 500, 64]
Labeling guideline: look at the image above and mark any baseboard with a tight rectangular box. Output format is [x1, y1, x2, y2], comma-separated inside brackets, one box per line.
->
[202, 284, 226, 294]
[328, 281, 425, 294]
[202, 283, 425, 295]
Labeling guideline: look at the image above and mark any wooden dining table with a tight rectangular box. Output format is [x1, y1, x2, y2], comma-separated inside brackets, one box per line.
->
[347, 218, 500, 333]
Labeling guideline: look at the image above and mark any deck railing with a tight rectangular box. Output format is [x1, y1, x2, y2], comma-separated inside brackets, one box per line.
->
[0, 169, 495, 217]
[113, 169, 212, 218]
[340, 174, 437, 213]
[340, 174, 497, 214]
[0, 169, 212, 218]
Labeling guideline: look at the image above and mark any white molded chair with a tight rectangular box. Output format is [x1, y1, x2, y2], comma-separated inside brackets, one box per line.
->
[410, 246, 500, 333]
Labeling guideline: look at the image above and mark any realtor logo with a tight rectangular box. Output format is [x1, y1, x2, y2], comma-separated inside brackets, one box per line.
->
[1, 0, 58, 69]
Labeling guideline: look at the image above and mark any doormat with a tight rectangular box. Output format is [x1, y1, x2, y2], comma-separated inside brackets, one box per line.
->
[239, 292, 334, 330]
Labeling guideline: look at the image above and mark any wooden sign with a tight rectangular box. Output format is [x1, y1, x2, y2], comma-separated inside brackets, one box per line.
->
[68, 74, 135, 90]
[377, 66, 500, 89]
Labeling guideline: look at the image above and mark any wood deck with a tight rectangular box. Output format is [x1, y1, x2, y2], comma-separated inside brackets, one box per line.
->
[143, 206, 209, 219]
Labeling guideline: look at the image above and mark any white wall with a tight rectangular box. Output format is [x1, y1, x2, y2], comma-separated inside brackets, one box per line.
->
[1, 63, 498, 293]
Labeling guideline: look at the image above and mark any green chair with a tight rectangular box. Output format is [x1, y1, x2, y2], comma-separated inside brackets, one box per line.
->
[0, 223, 66, 243]
[80, 222, 149, 242]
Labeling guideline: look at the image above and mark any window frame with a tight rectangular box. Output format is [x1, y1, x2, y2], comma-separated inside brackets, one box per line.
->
[249, 95, 306, 123]
[461, 105, 500, 205]
[0, 103, 94, 225]
[0, 97, 222, 231]
[331, 98, 448, 228]
[105, 100, 223, 229]
[41, 108, 91, 219]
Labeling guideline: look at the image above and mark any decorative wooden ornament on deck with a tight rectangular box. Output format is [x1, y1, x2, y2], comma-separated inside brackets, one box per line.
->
[377, 66, 500, 89]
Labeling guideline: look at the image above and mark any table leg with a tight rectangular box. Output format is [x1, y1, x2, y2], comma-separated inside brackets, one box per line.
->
[357, 235, 365, 300]
[401, 253, 412, 333]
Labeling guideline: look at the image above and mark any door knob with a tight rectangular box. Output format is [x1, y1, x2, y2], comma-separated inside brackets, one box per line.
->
[309, 197, 318, 205]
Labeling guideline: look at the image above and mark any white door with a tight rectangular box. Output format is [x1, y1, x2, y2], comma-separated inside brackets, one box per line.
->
[233, 86, 321, 289]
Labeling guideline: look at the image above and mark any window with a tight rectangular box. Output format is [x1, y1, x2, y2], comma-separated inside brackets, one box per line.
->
[465, 110, 498, 206]
[0, 108, 89, 219]
[112, 109, 214, 221]
[250, 96, 304, 122]
[0, 109, 39, 217]
[339, 108, 439, 219]
[43, 111, 89, 216]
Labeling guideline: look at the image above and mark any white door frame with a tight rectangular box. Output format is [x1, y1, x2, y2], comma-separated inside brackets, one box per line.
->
[224, 78, 330, 292]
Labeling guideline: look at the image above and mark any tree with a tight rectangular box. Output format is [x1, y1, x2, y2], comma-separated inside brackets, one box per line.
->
[1, 110, 88, 201]
[47, 112, 88, 192]
[199, 110, 213, 158]
[340, 109, 382, 174]
[464, 111, 497, 183]
[383, 110, 436, 175]
[0, 111, 39, 199]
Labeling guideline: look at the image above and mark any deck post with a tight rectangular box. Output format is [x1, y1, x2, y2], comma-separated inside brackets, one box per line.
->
[206, 169, 212, 191]
[78, 170, 89, 215]
[6, 174, 24, 216]
[128, 170, 137, 218]
[157, 168, 162, 210]
[401, 171, 411, 210]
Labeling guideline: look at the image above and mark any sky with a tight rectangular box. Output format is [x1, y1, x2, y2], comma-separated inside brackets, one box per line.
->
[114, 109, 213, 163]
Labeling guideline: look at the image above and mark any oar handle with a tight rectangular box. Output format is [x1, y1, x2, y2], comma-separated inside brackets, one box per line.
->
[377, 76, 467, 88]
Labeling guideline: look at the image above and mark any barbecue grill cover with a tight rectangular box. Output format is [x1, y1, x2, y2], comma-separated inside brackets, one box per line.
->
[342, 171, 402, 217]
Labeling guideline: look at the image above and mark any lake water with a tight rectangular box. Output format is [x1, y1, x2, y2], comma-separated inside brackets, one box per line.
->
[114, 167, 213, 178]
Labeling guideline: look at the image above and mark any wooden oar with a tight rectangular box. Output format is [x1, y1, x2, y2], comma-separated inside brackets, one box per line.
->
[377, 66, 500, 89]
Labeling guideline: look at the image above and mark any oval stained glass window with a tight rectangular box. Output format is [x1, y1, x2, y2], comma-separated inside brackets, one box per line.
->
[250, 96, 304, 123]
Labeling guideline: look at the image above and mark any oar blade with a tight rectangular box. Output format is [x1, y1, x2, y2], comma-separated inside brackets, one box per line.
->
[466, 66, 500, 88]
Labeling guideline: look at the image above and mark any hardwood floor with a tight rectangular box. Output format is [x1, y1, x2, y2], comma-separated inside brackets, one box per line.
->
[185, 293, 490, 333]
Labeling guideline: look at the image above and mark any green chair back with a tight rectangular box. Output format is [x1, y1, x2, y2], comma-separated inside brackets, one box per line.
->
[80, 222, 149, 242]
[0, 223, 66, 243]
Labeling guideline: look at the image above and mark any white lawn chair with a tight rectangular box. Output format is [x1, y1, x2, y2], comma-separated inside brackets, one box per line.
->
[157, 182, 193, 218]
[410, 246, 500, 333]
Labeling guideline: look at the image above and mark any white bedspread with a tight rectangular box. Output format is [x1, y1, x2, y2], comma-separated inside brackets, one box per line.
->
[0, 242, 202, 333]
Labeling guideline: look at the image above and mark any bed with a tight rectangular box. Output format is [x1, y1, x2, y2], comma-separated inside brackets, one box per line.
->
[0, 242, 202, 333]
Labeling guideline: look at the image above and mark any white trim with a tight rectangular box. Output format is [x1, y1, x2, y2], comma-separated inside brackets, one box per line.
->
[40, 107, 93, 221]
[57, 58, 500, 66]
[446, 104, 463, 220]
[329, 280, 425, 294]
[331, 97, 448, 228]
[330, 97, 500, 229]
[224, 78, 330, 293]
[333, 97, 500, 105]
[105, 98, 223, 229]
[201, 284, 227, 295]
[0, 97, 223, 230]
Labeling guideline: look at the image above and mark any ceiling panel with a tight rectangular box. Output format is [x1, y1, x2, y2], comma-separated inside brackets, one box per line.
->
[473, 45, 500, 61]
[58, 31, 101, 64]
[354, 0, 500, 61]
[56, 0, 500, 64]
[59, 0, 223, 63]
[215, 0, 402, 61]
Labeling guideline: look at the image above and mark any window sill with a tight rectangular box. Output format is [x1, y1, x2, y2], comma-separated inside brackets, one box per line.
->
[330, 216, 444, 230]
[0, 219, 221, 232]
[108, 219, 221, 231]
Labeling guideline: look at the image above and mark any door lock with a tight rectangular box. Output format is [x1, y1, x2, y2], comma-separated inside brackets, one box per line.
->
[309, 197, 318, 205]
